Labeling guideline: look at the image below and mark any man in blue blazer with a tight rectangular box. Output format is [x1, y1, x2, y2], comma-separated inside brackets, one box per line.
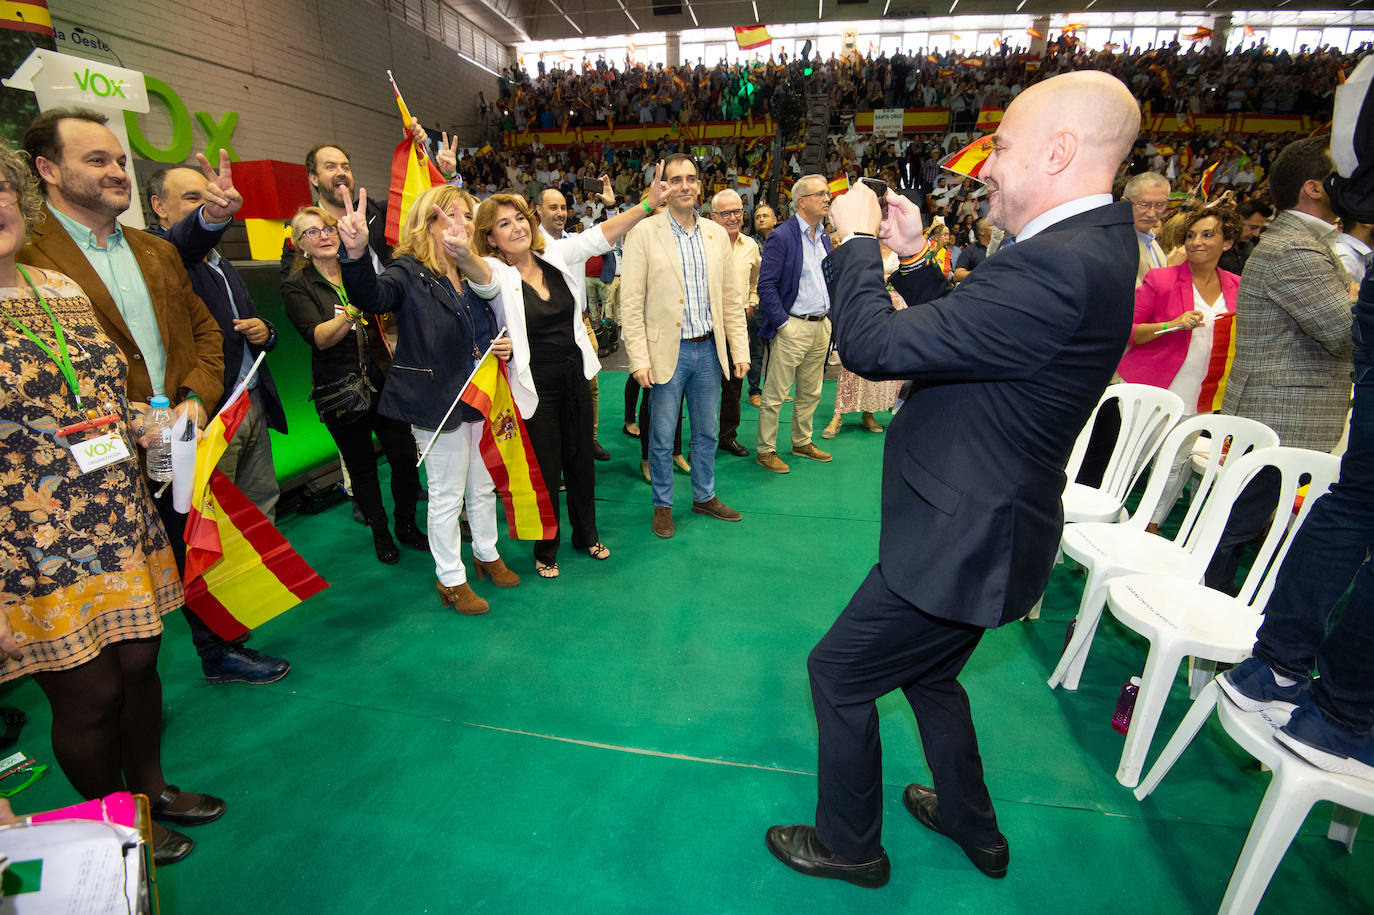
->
[755, 175, 835, 472]
[766, 71, 1144, 889]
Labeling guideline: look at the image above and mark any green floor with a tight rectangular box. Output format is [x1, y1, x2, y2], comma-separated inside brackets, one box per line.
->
[4, 373, 1371, 913]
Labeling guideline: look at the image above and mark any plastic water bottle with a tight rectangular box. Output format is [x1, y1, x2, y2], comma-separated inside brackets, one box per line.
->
[145, 395, 174, 483]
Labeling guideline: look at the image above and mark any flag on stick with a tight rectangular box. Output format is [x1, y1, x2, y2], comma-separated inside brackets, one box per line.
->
[459, 354, 558, 540]
[184, 380, 327, 640]
[827, 175, 850, 197]
[385, 72, 447, 245]
[1196, 159, 1220, 199]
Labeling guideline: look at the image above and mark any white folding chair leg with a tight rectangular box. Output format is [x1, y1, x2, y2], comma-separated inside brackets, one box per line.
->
[1327, 805, 1362, 853]
[1025, 595, 1043, 621]
[1135, 680, 1220, 801]
[1217, 769, 1319, 915]
[1189, 658, 1218, 699]
[1048, 572, 1110, 691]
[1116, 644, 1186, 788]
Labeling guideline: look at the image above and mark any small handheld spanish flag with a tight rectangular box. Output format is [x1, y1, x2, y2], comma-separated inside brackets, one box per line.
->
[459, 353, 557, 540]
[828, 175, 850, 197]
[940, 134, 996, 180]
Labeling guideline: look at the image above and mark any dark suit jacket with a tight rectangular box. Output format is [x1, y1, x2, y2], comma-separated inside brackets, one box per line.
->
[20, 210, 225, 410]
[758, 215, 832, 339]
[823, 201, 1137, 629]
[149, 217, 287, 432]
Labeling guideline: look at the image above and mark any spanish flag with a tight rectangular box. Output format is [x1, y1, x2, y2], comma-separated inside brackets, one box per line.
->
[975, 107, 1004, 130]
[184, 387, 328, 640]
[941, 134, 995, 179]
[385, 73, 446, 245]
[459, 354, 557, 540]
[1197, 313, 1237, 412]
[1027, 27, 1044, 40]
[1197, 159, 1220, 199]
[828, 175, 850, 197]
[477, 143, 494, 157]
[0, 0, 52, 34]
[734, 25, 771, 50]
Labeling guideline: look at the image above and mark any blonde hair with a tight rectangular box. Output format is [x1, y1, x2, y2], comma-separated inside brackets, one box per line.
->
[473, 193, 545, 260]
[392, 185, 478, 274]
[0, 139, 43, 236]
[288, 206, 339, 274]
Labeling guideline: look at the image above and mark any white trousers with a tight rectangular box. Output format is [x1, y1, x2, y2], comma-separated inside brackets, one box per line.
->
[413, 421, 499, 586]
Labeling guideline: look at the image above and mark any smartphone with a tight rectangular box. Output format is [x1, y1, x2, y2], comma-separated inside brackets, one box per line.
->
[580, 177, 604, 194]
[860, 177, 889, 217]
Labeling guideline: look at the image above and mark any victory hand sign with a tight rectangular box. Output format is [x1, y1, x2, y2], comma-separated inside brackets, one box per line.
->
[338, 188, 371, 260]
[196, 151, 243, 223]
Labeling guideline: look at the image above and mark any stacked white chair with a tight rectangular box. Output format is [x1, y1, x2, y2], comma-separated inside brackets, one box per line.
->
[1135, 681, 1374, 915]
[1048, 415, 1280, 691]
[1062, 384, 1187, 525]
[1101, 446, 1342, 787]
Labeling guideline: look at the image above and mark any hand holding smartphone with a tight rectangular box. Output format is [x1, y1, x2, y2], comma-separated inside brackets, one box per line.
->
[860, 177, 889, 218]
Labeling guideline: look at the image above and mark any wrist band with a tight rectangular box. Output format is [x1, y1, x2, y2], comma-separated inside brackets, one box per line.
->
[641, 199, 653, 215]
[897, 241, 935, 272]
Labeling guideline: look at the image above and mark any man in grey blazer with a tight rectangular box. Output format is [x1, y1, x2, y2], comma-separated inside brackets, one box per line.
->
[619, 154, 750, 538]
[1207, 136, 1355, 591]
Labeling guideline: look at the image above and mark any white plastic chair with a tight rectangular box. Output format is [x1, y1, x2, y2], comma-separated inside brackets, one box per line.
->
[1135, 682, 1374, 915]
[1047, 415, 1279, 691]
[1102, 446, 1342, 787]
[1062, 384, 1187, 524]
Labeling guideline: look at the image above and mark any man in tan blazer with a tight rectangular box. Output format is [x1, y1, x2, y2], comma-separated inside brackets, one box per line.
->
[20, 108, 291, 687]
[620, 153, 750, 538]
[1123, 171, 1170, 286]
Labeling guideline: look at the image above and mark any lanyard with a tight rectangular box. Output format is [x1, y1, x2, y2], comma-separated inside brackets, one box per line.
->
[316, 266, 367, 326]
[2, 265, 84, 411]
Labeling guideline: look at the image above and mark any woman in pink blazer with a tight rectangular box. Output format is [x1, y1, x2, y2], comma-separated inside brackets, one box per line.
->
[1117, 205, 1245, 529]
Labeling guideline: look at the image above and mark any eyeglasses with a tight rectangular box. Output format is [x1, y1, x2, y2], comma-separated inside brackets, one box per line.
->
[800, 190, 832, 200]
[0, 180, 16, 206]
[300, 225, 338, 240]
[1131, 200, 1168, 214]
[715, 209, 743, 219]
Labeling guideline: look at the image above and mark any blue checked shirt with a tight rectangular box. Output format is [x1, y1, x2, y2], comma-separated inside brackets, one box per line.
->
[668, 211, 713, 339]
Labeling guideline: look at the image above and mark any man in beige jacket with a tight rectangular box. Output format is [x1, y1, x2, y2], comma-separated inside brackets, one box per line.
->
[620, 154, 750, 538]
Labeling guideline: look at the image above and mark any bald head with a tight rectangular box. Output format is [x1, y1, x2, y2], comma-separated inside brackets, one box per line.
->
[535, 187, 567, 235]
[983, 71, 1140, 235]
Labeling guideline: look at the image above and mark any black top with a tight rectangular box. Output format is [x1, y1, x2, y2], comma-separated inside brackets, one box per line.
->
[955, 242, 987, 275]
[524, 259, 578, 363]
[281, 265, 392, 391]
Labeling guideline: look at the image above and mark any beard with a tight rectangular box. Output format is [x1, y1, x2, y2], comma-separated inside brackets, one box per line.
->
[61, 172, 130, 219]
[317, 177, 353, 209]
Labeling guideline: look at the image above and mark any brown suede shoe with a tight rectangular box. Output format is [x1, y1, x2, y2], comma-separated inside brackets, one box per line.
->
[756, 451, 790, 474]
[748, 394, 762, 408]
[792, 442, 833, 463]
[692, 497, 742, 522]
[652, 506, 675, 538]
[436, 581, 490, 615]
[473, 557, 520, 587]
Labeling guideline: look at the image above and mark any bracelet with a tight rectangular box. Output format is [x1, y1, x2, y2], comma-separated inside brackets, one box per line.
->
[184, 392, 202, 404]
[641, 199, 653, 215]
[1162, 321, 1170, 330]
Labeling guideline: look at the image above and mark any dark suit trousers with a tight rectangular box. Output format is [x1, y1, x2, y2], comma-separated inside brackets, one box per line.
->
[808, 565, 1000, 862]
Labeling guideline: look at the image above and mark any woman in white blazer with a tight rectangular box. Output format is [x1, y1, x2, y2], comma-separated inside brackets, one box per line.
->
[471, 173, 666, 578]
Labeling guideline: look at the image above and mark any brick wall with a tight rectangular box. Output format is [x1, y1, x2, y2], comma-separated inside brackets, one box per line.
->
[53, 0, 504, 194]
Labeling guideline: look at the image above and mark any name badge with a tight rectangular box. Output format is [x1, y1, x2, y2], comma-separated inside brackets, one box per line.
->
[69, 430, 132, 474]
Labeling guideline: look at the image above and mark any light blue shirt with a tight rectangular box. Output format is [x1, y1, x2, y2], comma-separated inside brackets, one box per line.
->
[668, 211, 713, 339]
[1135, 229, 1163, 268]
[49, 204, 168, 395]
[205, 251, 257, 392]
[792, 214, 830, 317]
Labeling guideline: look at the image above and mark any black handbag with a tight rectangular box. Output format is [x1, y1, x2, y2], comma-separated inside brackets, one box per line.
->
[311, 324, 376, 423]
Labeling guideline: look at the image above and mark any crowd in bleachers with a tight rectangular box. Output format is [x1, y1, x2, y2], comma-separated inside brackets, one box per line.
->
[491, 38, 1366, 134]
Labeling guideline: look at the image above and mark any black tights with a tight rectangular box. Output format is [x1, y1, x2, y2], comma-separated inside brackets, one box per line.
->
[32, 637, 167, 800]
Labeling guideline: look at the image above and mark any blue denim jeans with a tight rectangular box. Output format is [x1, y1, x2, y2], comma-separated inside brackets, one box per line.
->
[649, 338, 721, 507]
[1253, 278, 1374, 733]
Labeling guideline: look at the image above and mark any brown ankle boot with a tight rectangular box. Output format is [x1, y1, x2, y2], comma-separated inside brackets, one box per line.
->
[473, 557, 520, 587]
[436, 581, 490, 615]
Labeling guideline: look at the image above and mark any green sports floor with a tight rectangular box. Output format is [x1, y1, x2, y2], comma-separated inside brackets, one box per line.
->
[3, 373, 1371, 914]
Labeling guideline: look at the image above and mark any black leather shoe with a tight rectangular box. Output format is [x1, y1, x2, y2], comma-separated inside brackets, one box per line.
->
[592, 440, 611, 461]
[394, 519, 430, 551]
[720, 438, 749, 457]
[202, 645, 291, 685]
[765, 824, 890, 889]
[151, 785, 227, 827]
[902, 784, 1008, 878]
[152, 824, 194, 865]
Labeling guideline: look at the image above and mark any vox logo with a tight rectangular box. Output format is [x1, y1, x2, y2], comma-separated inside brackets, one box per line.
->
[72, 67, 126, 98]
